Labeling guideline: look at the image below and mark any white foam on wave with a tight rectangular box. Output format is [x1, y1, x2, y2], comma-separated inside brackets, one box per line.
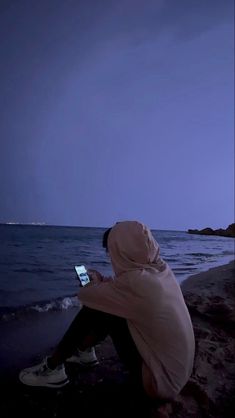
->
[30, 296, 81, 313]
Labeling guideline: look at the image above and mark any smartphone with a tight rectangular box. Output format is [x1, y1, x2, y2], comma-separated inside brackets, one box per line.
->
[74, 265, 90, 286]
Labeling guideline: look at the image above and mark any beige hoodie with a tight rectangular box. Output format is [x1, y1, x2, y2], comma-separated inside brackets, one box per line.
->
[78, 221, 195, 400]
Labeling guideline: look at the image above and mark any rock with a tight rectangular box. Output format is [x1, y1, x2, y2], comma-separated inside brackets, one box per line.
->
[188, 223, 235, 238]
[225, 223, 235, 237]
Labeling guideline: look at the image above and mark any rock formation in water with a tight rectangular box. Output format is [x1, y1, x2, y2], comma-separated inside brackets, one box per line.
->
[188, 223, 235, 238]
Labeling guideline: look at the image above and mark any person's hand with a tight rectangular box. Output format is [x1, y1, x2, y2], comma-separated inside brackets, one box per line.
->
[87, 269, 104, 284]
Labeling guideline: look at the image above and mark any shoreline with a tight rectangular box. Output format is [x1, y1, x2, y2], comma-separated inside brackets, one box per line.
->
[181, 259, 235, 288]
[1, 261, 235, 417]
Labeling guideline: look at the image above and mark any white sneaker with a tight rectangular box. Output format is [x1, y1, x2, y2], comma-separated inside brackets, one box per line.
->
[66, 347, 99, 367]
[19, 357, 69, 388]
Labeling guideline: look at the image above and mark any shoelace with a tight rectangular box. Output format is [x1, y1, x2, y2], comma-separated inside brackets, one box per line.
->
[35, 362, 50, 376]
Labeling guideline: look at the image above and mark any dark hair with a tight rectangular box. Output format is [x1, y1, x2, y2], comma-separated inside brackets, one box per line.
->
[102, 228, 112, 251]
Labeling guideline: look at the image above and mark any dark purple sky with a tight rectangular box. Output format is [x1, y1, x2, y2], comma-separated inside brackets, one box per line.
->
[0, 0, 234, 230]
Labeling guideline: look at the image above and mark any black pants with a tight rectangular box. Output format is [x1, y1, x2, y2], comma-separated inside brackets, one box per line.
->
[54, 306, 143, 382]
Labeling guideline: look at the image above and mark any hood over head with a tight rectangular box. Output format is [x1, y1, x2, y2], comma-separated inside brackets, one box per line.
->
[108, 221, 166, 276]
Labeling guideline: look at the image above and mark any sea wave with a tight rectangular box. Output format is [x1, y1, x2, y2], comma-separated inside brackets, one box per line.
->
[1, 225, 234, 316]
[222, 250, 234, 256]
[13, 268, 55, 274]
[0, 296, 81, 322]
[185, 253, 215, 258]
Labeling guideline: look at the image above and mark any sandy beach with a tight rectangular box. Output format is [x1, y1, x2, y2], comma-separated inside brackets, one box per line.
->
[1, 261, 235, 418]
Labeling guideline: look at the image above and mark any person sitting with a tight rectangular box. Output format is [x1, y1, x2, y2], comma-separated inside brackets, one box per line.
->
[19, 220, 195, 403]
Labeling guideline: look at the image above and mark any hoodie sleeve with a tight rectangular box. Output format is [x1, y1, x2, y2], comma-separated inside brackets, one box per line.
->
[78, 279, 136, 319]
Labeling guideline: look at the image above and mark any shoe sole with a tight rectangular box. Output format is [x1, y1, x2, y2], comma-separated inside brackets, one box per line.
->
[19, 374, 69, 388]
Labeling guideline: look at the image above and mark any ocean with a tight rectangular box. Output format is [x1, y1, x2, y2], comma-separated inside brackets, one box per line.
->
[0, 223, 234, 321]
